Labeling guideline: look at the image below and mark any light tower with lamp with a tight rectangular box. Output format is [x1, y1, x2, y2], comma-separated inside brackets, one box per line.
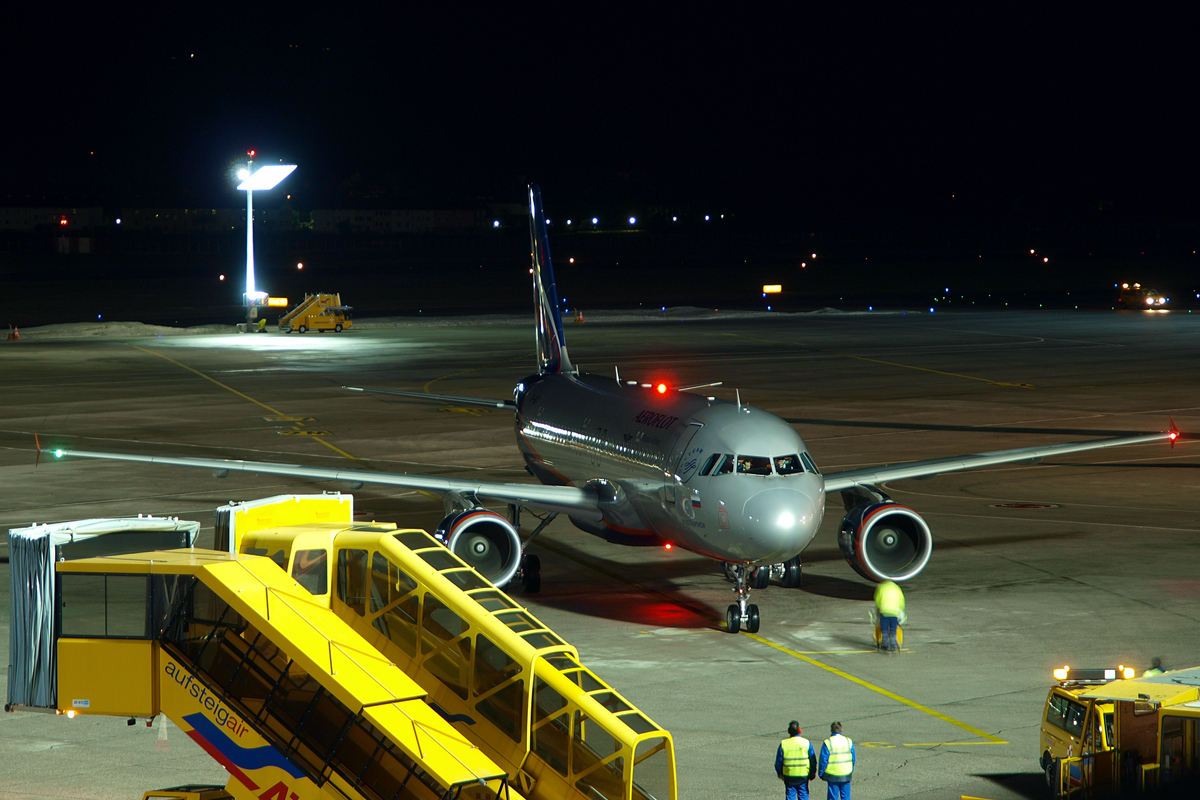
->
[236, 151, 296, 327]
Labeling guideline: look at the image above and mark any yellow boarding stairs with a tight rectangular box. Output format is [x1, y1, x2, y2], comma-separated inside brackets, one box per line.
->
[224, 495, 676, 800]
[52, 549, 515, 800]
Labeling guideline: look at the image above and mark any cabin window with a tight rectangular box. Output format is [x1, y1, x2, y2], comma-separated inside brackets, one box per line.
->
[60, 573, 150, 639]
[573, 710, 624, 799]
[374, 557, 420, 655]
[475, 634, 524, 742]
[699, 453, 722, 476]
[421, 596, 470, 699]
[533, 678, 570, 775]
[632, 736, 672, 800]
[735, 455, 772, 475]
[714, 454, 735, 475]
[291, 549, 328, 595]
[801, 451, 821, 475]
[337, 549, 369, 615]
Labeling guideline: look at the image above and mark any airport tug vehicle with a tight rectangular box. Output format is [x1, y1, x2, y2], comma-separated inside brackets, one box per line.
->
[1040, 664, 1200, 796]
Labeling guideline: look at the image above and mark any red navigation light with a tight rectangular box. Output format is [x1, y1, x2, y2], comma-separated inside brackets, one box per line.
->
[656, 383, 667, 394]
[59, 216, 68, 226]
[247, 150, 256, 156]
[664, 543, 673, 550]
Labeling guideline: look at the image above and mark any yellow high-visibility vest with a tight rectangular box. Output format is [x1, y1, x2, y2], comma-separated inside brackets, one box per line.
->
[781, 736, 811, 778]
[823, 734, 853, 776]
[875, 581, 905, 617]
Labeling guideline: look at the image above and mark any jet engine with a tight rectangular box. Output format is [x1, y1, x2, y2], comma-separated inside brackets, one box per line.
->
[838, 502, 932, 583]
[435, 509, 523, 588]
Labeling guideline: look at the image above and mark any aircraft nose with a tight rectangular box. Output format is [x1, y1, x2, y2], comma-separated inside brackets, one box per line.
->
[742, 487, 820, 563]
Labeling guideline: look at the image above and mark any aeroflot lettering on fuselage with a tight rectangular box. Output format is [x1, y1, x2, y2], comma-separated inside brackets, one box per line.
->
[165, 660, 248, 738]
[634, 411, 679, 429]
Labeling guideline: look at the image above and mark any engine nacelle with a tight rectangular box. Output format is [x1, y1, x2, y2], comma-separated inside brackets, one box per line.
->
[838, 502, 932, 583]
[435, 509, 523, 588]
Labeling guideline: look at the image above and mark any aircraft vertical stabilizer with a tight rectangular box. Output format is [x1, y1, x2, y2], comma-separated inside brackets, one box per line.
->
[529, 184, 572, 375]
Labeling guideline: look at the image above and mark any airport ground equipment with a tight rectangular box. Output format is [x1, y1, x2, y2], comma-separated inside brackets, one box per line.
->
[6, 515, 199, 710]
[1039, 664, 1200, 796]
[227, 495, 677, 800]
[278, 293, 352, 333]
[143, 786, 233, 800]
[13, 547, 519, 800]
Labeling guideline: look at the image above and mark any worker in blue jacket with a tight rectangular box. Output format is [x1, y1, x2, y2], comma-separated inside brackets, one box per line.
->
[818, 721, 855, 799]
[775, 720, 818, 799]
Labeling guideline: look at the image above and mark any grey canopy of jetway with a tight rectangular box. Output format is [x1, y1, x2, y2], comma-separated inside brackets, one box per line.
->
[5, 517, 199, 710]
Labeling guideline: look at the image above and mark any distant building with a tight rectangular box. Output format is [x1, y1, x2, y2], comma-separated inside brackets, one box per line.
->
[311, 208, 485, 234]
[0, 207, 105, 230]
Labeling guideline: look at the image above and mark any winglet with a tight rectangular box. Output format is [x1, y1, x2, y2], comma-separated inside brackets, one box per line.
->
[1169, 417, 1180, 449]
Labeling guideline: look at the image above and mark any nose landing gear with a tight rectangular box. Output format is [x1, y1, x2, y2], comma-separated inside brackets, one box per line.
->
[724, 564, 761, 634]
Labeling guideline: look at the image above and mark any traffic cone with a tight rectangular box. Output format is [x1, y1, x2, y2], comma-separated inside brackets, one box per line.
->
[7, 326, 18, 340]
[574, 310, 584, 324]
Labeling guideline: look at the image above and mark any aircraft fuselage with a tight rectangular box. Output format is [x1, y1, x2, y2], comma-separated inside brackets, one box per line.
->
[514, 371, 825, 565]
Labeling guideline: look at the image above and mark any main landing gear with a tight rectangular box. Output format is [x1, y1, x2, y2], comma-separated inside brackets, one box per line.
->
[724, 564, 760, 634]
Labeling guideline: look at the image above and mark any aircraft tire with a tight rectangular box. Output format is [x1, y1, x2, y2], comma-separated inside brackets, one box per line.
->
[522, 554, 542, 593]
[782, 558, 802, 588]
[725, 605, 741, 634]
[746, 604, 760, 634]
[752, 566, 770, 589]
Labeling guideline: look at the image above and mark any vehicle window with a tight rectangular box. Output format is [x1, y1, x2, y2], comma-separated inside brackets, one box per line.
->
[337, 549, 369, 615]
[736, 455, 772, 475]
[714, 454, 735, 475]
[1063, 700, 1087, 737]
[1046, 694, 1068, 729]
[292, 549, 328, 595]
[1103, 713, 1114, 746]
[699, 453, 721, 476]
[800, 452, 821, 475]
[774, 454, 803, 475]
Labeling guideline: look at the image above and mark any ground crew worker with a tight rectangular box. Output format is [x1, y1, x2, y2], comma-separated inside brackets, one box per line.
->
[775, 720, 818, 800]
[818, 721, 855, 800]
[1143, 657, 1165, 677]
[874, 580, 904, 652]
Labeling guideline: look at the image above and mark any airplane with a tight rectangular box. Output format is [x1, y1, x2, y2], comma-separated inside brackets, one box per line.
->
[45, 185, 1182, 634]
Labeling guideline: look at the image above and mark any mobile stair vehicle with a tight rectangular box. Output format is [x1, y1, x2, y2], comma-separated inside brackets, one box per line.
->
[278, 293, 353, 333]
[6, 495, 676, 800]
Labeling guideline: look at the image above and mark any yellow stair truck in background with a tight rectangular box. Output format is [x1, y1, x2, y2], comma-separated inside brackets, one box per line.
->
[278, 293, 352, 333]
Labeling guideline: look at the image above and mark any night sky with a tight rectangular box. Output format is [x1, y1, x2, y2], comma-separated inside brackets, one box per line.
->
[3, 7, 1197, 247]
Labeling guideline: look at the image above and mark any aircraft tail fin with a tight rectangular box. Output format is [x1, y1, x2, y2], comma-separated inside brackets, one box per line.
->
[529, 184, 572, 375]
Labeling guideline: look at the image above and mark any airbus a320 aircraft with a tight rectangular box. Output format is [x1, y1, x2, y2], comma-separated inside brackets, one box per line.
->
[48, 185, 1181, 634]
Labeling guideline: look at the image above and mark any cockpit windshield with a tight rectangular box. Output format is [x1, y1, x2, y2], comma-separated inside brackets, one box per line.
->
[735, 456, 772, 475]
[700, 452, 818, 476]
[774, 455, 803, 475]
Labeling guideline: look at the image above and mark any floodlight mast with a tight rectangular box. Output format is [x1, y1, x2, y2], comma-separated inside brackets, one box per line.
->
[235, 158, 296, 325]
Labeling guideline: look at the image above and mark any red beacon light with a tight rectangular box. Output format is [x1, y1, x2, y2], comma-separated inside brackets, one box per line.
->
[59, 216, 68, 226]
[656, 383, 667, 394]
[247, 149, 256, 156]
[664, 543, 673, 550]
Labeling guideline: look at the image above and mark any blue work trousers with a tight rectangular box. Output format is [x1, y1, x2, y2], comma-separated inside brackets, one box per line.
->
[784, 781, 809, 800]
[825, 781, 851, 800]
[880, 616, 899, 650]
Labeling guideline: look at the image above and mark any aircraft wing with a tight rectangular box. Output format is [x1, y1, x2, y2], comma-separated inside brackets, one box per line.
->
[823, 429, 1178, 493]
[45, 448, 602, 520]
[344, 385, 516, 409]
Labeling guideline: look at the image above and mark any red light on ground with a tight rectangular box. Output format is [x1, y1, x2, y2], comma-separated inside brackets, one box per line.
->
[664, 543, 673, 550]
[59, 217, 68, 226]
[656, 383, 667, 394]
